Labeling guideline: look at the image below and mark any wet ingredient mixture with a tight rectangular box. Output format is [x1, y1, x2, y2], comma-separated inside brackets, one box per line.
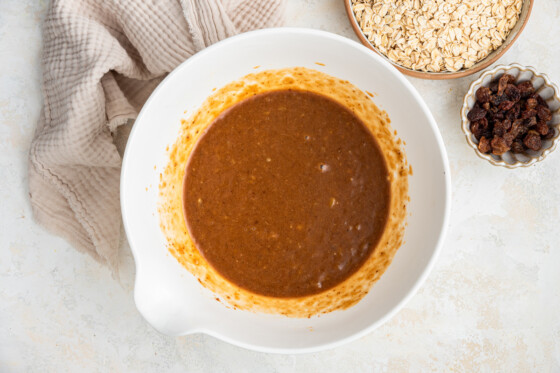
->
[183, 89, 390, 298]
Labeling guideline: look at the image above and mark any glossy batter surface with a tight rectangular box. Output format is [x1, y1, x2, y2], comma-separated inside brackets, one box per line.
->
[183, 90, 390, 298]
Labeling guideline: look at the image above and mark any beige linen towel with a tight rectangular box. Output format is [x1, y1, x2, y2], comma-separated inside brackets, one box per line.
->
[29, 0, 285, 271]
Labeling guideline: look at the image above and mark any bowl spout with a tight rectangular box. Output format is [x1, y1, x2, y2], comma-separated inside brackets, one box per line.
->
[134, 268, 199, 336]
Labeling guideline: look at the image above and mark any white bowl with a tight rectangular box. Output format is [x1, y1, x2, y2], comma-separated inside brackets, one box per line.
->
[121, 28, 451, 353]
[461, 64, 560, 168]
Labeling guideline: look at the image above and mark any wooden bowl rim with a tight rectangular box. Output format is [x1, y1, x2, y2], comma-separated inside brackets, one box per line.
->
[343, 0, 534, 80]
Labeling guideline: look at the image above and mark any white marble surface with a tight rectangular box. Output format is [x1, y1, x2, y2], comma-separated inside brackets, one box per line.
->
[1, 0, 559, 371]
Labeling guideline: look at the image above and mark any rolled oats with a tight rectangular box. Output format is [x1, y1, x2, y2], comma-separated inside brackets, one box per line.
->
[351, 0, 523, 72]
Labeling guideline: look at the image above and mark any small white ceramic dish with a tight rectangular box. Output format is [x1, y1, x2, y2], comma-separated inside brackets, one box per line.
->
[461, 64, 560, 168]
[121, 28, 451, 353]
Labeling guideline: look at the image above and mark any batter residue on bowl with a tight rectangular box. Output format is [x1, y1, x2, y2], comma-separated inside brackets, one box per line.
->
[159, 67, 409, 317]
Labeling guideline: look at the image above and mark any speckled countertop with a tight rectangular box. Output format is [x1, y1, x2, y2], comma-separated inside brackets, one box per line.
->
[1, 0, 559, 371]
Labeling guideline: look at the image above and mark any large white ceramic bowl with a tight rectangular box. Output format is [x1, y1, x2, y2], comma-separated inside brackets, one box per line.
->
[121, 28, 451, 353]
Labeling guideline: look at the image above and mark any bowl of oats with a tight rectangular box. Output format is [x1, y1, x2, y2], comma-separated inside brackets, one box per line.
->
[345, 0, 533, 79]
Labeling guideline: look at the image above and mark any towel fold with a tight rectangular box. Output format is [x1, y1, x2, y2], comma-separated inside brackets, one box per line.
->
[29, 0, 285, 271]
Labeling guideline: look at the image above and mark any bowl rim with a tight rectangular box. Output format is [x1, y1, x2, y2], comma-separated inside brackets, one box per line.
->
[343, 0, 534, 80]
[460, 63, 560, 168]
[120, 27, 452, 353]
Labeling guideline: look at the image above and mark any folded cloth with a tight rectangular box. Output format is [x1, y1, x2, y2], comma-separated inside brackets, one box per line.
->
[29, 0, 285, 271]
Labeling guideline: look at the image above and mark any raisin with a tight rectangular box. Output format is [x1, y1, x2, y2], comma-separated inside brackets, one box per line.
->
[493, 120, 506, 137]
[476, 86, 492, 104]
[482, 102, 490, 110]
[489, 81, 499, 93]
[467, 106, 487, 122]
[528, 92, 548, 107]
[544, 127, 556, 140]
[482, 130, 493, 139]
[506, 103, 521, 121]
[536, 105, 552, 122]
[504, 74, 517, 84]
[517, 81, 535, 98]
[526, 98, 538, 109]
[523, 116, 537, 128]
[490, 94, 507, 106]
[536, 121, 549, 136]
[478, 136, 492, 153]
[536, 95, 549, 108]
[471, 118, 489, 140]
[503, 119, 512, 131]
[521, 109, 537, 119]
[511, 140, 524, 153]
[491, 135, 510, 155]
[505, 84, 521, 102]
[509, 119, 527, 139]
[516, 125, 529, 140]
[499, 100, 515, 111]
[523, 130, 542, 151]
[504, 131, 516, 146]
[470, 121, 483, 140]
[497, 74, 514, 96]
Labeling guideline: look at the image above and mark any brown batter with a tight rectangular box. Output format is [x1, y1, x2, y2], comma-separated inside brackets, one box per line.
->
[183, 89, 390, 298]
